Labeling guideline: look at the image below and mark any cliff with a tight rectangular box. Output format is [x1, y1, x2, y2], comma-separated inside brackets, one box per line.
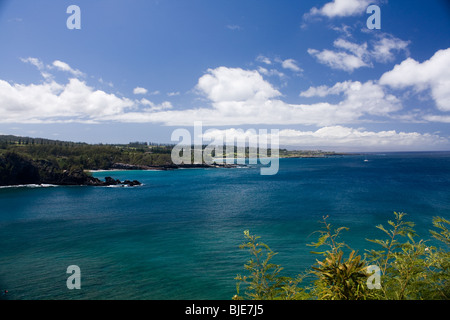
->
[0, 153, 141, 187]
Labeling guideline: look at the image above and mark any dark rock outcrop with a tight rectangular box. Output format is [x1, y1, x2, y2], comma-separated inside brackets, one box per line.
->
[0, 153, 40, 186]
[0, 153, 141, 187]
[104, 176, 121, 185]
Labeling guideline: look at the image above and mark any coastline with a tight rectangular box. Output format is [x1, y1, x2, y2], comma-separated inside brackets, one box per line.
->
[85, 169, 161, 173]
[0, 183, 59, 189]
[0, 153, 143, 187]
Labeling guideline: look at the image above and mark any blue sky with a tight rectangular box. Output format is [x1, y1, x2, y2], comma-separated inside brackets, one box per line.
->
[0, 0, 449, 151]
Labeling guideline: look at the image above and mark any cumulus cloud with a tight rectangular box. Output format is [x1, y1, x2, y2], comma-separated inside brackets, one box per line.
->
[422, 115, 450, 123]
[133, 87, 148, 95]
[201, 126, 448, 151]
[308, 47, 368, 72]
[21, 57, 86, 79]
[301, 82, 350, 98]
[151, 67, 400, 126]
[308, 38, 370, 72]
[21, 57, 44, 70]
[21, 57, 52, 79]
[308, 0, 373, 18]
[308, 35, 410, 72]
[256, 55, 272, 65]
[371, 35, 410, 63]
[0, 57, 178, 124]
[92, 67, 400, 127]
[0, 78, 134, 123]
[281, 59, 303, 73]
[304, 48, 450, 123]
[257, 67, 285, 79]
[0, 65, 403, 126]
[256, 56, 301, 76]
[280, 126, 448, 150]
[300, 80, 401, 117]
[196, 67, 281, 103]
[139, 98, 173, 111]
[52, 60, 84, 77]
[331, 24, 353, 38]
[379, 48, 450, 111]
[2, 57, 449, 149]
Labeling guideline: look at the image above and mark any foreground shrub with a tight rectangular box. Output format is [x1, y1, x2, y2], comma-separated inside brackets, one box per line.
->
[234, 213, 449, 300]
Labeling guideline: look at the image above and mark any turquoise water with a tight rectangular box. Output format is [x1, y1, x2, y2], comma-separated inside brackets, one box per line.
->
[0, 153, 449, 300]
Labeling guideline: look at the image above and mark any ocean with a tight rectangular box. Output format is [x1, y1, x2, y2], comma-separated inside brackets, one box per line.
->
[0, 152, 449, 300]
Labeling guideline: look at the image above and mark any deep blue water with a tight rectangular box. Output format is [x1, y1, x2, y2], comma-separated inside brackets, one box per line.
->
[0, 153, 449, 300]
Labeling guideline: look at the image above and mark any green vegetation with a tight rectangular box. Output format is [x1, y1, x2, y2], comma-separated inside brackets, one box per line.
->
[233, 213, 449, 300]
[0, 135, 173, 170]
[0, 135, 348, 172]
[279, 149, 349, 158]
[217, 147, 346, 159]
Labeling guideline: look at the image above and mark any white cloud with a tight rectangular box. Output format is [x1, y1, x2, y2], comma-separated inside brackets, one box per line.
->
[308, 48, 368, 72]
[308, 38, 370, 72]
[167, 91, 180, 97]
[52, 60, 84, 77]
[196, 67, 281, 103]
[301, 80, 401, 116]
[21, 57, 44, 70]
[0, 64, 401, 127]
[331, 24, 353, 37]
[379, 48, 450, 111]
[21, 57, 86, 79]
[422, 115, 450, 123]
[371, 35, 410, 63]
[334, 38, 368, 57]
[2, 60, 448, 150]
[21, 57, 52, 80]
[280, 126, 448, 150]
[0, 78, 133, 123]
[256, 55, 272, 65]
[308, 35, 410, 72]
[257, 67, 285, 79]
[256, 56, 301, 78]
[202, 126, 448, 151]
[308, 0, 373, 18]
[4, 65, 403, 126]
[281, 59, 303, 73]
[133, 87, 148, 95]
[301, 81, 354, 98]
[306, 48, 450, 123]
[136, 68, 400, 126]
[139, 98, 173, 111]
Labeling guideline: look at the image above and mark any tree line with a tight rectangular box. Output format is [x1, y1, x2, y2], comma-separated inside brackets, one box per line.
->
[0, 135, 174, 170]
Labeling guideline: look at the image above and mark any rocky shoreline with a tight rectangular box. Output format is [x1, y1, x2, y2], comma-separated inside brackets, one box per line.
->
[109, 162, 242, 171]
[0, 153, 241, 187]
[0, 153, 141, 187]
